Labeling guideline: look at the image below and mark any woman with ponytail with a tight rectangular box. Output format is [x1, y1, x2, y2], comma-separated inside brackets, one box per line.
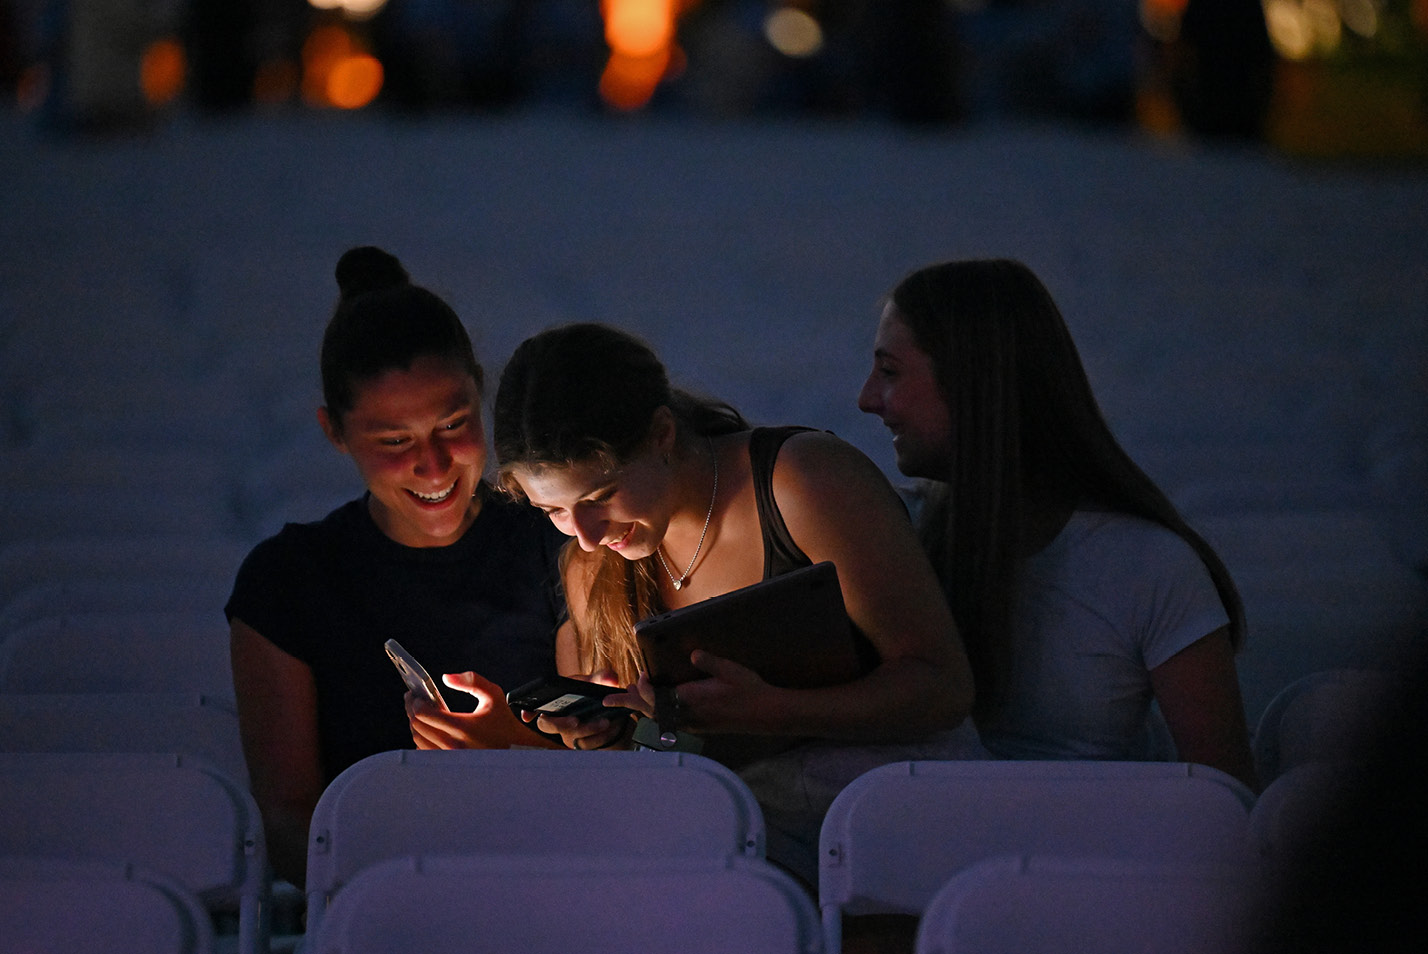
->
[478, 321, 980, 885]
[225, 247, 572, 886]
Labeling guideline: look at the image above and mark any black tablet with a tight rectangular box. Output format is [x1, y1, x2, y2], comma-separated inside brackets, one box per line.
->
[634, 561, 864, 690]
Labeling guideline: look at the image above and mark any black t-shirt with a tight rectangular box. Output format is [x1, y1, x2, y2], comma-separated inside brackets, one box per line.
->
[225, 489, 565, 782]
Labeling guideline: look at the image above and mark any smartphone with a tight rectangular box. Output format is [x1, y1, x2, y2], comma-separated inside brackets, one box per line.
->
[506, 675, 628, 724]
[384, 638, 448, 711]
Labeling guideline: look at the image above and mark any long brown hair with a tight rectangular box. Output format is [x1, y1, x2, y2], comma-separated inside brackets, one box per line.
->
[492, 322, 748, 681]
[891, 260, 1245, 718]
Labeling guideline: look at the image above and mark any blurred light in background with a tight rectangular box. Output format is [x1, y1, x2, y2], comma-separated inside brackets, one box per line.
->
[302, 24, 383, 109]
[1141, 0, 1190, 42]
[599, 0, 685, 110]
[308, 0, 390, 21]
[140, 38, 186, 107]
[764, 7, 824, 58]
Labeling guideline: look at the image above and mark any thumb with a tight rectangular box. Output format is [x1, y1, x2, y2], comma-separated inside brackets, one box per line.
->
[688, 649, 754, 683]
[442, 670, 504, 709]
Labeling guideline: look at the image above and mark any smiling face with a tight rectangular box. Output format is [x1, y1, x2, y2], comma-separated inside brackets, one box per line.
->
[512, 446, 674, 560]
[858, 301, 954, 481]
[320, 354, 486, 548]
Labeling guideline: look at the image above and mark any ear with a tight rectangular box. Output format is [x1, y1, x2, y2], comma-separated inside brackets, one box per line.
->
[317, 406, 348, 453]
[649, 405, 678, 458]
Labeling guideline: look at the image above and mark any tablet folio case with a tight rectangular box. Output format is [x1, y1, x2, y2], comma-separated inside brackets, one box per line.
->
[633, 561, 863, 690]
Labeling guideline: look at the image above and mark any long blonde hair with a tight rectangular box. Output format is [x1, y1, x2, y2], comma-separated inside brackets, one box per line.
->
[493, 323, 748, 682]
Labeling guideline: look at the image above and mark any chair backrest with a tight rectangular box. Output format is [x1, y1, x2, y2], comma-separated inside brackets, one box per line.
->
[1251, 668, 1399, 784]
[0, 752, 268, 954]
[0, 536, 248, 610]
[0, 612, 233, 701]
[305, 749, 765, 934]
[914, 855, 1262, 954]
[0, 692, 247, 787]
[0, 488, 235, 541]
[1248, 761, 1358, 874]
[306, 853, 823, 954]
[0, 856, 216, 954]
[819, 760, 1256, 953]
[0, 578, 235, 635]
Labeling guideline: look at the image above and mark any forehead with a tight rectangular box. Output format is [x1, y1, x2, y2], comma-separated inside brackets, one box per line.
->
[874, 303, 922, 356]
[512, 458, 618, 506]
[347, 356, 478, 423]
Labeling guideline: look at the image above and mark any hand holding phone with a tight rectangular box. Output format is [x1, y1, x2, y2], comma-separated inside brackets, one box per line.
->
[505, 675, 629, 724]
[384, 638, 449, 711]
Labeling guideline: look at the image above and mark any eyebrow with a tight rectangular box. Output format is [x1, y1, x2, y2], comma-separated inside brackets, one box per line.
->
[528, 478, 619, 510]
[355, 400, 472, 434]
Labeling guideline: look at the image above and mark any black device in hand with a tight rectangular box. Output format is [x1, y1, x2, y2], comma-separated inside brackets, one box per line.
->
[506, 675, 630, 724]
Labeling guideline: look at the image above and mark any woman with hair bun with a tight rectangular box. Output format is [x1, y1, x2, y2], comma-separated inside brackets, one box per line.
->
[225, 247, 573, 887]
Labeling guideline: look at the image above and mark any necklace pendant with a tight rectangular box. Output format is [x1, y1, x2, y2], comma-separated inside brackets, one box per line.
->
[673, 579, 685, 591]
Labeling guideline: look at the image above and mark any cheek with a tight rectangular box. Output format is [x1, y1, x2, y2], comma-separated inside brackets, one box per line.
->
[350, 450, 409, 484]
[450, 433, 487, 465]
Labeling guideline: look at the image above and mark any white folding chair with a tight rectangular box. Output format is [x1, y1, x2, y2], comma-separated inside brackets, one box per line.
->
[1248, 761, 1360, 875]
[305, 748, 765, 937]
[819, 760, 1257, 954]
[0, 488, 235, 542]
[914, 855, 1262, 954]
[0, 692, 248, 788]
[0, 536, 249, 611]
[1252, 668, 1400, 784]
[0, 856, 216, 954]
[0, 752, 268, 954]
[306, 853, 823, 954]
[0, 612, 233, 702]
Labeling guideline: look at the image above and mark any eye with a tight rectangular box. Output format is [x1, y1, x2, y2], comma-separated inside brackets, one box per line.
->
[378, 436, 410, 448]
[442, 416, 468, 432]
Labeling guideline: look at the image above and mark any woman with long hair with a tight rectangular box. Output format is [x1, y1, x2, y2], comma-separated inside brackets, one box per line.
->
[480, 321, 980, 883]
[858, 258, 1257, 791]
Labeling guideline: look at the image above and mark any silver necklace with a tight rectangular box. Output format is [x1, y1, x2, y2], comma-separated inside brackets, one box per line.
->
[656, 439, 718, 591]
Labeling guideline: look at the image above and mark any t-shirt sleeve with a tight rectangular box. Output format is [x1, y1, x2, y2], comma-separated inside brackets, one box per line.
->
[1135, 528, 1232, 671]
[223, 529, 318, 663]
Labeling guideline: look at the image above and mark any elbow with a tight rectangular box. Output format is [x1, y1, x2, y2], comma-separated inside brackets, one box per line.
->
[894, 653, 975, 735]
[942, 664, 976, 728]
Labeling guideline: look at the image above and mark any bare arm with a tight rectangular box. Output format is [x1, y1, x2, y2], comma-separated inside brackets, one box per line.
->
[1149, 626, 1259, 792]
[229, 618, 324, 888]
[680, 432, 975, 741]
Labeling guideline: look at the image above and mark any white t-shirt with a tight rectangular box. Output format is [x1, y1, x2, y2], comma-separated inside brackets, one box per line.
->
[978, 510, 1230, 762]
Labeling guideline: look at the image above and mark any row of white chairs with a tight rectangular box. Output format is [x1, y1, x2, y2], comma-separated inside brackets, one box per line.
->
[0, 747, 1361, 954]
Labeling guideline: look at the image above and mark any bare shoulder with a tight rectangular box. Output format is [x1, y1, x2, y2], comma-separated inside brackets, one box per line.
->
[771, 429, 903, 511]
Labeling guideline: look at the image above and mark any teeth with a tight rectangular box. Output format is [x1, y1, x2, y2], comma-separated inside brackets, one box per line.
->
[412, 483, 456, 503]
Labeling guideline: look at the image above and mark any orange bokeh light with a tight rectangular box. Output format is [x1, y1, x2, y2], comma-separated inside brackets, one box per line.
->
[301, 24, 382, 109]
[599, 48, 672, 111]
[603, 0, 677, 57]
[141, 37, 186, 106]
[327, 55, 384, 109]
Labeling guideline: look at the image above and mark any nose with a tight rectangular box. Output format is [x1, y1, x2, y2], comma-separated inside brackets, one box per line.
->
[569, 508, 606, 552]
[857, 372, 881, 415]
[414, 437, 453, 477]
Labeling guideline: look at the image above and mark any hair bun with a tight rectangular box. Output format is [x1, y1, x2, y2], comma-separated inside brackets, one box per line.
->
[335, 246, 410, 300]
